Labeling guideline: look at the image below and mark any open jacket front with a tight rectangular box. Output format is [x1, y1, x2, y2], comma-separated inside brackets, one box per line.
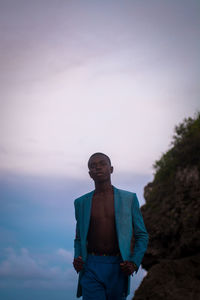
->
[74, 186, 148, 298]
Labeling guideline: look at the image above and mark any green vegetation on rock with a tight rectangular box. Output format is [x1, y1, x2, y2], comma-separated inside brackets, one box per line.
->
[134, 112, 200, 300]
[153, 112, 200, 182]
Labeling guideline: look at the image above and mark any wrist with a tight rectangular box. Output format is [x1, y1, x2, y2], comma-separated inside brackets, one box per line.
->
[131, 262, 137, 274]
[132, 262, 137, 269]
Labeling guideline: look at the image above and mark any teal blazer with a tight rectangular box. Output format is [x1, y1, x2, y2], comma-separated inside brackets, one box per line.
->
[74, 186, 148, 298]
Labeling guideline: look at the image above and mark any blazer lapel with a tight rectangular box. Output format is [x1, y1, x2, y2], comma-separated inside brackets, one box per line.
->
[113, 186, 121, 237]
[83, 190, 94, 241]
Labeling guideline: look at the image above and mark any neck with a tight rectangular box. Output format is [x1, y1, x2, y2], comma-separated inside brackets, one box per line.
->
[94, 180, 112, 194]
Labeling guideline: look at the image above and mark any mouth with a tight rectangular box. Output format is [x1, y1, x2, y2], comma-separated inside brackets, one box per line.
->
[96, 173, 104, 176]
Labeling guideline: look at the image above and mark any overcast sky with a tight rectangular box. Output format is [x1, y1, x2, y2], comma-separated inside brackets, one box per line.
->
[0, 1, 200, 299]
[1, 0, 199, 179]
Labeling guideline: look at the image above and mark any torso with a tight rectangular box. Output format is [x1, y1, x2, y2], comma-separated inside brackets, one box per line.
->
[87, 188, 120, 254]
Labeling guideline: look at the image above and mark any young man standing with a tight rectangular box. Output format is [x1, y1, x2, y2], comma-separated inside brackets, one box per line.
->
[73, 152, 148, 300]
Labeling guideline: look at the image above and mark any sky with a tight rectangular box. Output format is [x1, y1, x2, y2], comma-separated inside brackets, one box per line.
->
[0, 0, 200, 299]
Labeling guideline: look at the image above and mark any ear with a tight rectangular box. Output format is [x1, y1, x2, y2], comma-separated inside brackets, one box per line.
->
[88, 170, 92, 178]
[110, 166, 114, 174]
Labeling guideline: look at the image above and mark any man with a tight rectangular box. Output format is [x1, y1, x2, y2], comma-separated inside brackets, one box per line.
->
[73, 152, 148, 300]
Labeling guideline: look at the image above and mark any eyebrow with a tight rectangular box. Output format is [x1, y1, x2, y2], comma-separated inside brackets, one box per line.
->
[89, 159, 107, 165]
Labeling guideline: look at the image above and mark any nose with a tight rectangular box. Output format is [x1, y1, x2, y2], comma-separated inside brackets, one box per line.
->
[95, 164, 102, 171]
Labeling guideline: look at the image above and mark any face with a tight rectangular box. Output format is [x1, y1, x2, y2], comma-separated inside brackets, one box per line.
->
[88, 154, 113, 183]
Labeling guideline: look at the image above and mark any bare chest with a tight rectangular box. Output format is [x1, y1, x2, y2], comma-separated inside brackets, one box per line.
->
[90, 193, 115, 219]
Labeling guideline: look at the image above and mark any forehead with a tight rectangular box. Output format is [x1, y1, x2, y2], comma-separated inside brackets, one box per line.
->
[88, 154, 109, 165]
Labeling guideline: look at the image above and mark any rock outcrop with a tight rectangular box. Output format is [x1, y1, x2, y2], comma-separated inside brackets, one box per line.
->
[134, 114, 200, 300]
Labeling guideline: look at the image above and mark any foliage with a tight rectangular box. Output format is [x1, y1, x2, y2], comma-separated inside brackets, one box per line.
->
[153, 112, 200, 182]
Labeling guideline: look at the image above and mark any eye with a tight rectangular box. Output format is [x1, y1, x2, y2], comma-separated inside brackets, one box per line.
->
[90, 163, 96, 169]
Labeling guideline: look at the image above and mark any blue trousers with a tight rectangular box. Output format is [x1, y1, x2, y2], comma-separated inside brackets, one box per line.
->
[80, 254, 128, 300]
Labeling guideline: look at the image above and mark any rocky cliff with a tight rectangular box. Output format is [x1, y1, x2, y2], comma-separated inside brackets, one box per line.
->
[134, 113, 200, 300]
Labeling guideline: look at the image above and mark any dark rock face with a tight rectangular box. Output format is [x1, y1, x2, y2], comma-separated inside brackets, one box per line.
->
[133, 166, 200, 300]
[133, 115, 200, 299]
[134, 254, 200, 300]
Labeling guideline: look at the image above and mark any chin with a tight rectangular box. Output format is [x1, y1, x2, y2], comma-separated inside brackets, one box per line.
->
[95, 177, 108, 183]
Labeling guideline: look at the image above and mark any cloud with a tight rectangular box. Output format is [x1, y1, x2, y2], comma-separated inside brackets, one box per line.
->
[57, 248, 74, 264]
[0, 247, 146, 299]
[0, 248, 50, 280]
[0, 248, 77, 289]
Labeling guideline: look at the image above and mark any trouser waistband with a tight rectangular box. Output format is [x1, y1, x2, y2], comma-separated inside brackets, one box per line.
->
[88, 252, 121, 256]
[87, 253, 123, 264]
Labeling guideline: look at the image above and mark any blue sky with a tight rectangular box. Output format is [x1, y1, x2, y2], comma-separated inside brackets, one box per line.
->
[0, 172, 149, 299]
[0, 0, 200, 299]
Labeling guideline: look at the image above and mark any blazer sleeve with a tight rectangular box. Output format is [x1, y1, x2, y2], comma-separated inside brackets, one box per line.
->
[74, 200, 81, 258]
[130, 193, 148, 270]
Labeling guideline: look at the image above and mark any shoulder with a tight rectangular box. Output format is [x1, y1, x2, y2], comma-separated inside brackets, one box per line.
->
[115, 187, 141, 212]
[74, 190, 94, 206]
[114, 187, 138, 205]
[115, 186, 136, 198]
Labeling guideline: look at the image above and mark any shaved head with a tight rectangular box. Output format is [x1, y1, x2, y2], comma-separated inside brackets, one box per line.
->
[88, 152, 111, 168]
